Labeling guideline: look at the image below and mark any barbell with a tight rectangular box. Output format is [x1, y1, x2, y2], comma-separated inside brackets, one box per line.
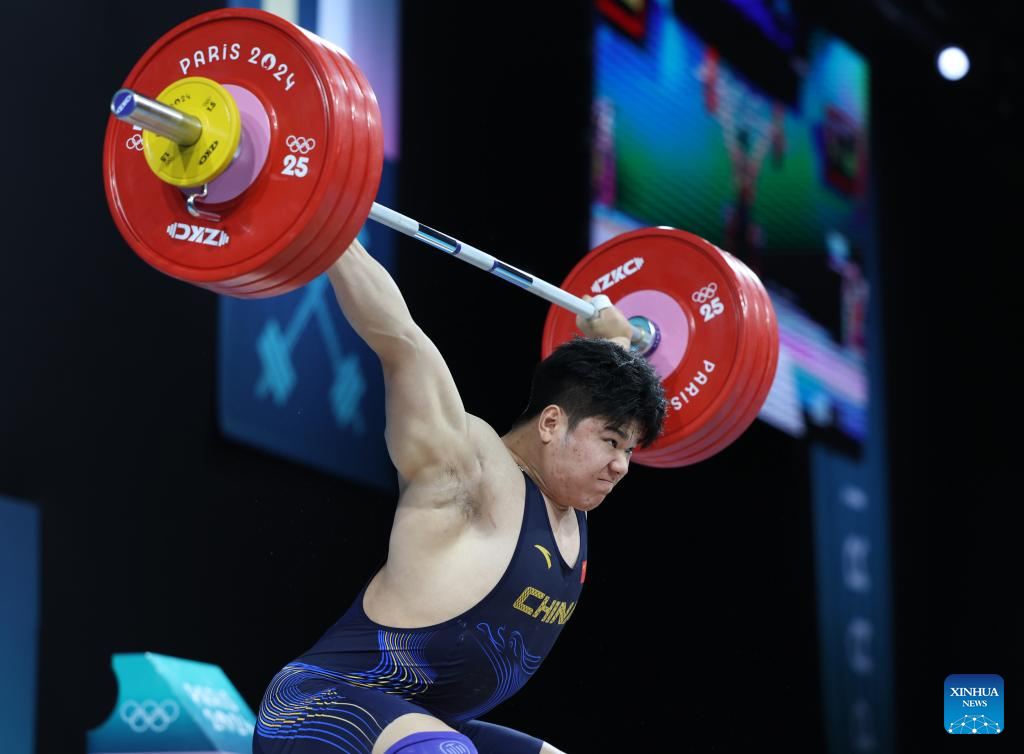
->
[103, 7, 778, 467]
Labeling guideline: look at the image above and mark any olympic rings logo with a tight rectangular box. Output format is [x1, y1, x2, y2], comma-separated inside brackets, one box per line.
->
[691, 283, 719, 304]
[286, 135, 316, 154]
[125, 134, 144, 151]
[439, 743, 472, 754]
[119, 699, 180, 733]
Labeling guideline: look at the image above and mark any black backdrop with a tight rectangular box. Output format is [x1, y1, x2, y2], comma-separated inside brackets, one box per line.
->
[1, 1, 1017, 752]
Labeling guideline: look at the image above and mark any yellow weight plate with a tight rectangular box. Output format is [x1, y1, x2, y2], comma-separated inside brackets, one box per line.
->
[142, 76, 242, 187]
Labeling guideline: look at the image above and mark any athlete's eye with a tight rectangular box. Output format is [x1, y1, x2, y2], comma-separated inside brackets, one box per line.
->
[606, 439, 617, 448]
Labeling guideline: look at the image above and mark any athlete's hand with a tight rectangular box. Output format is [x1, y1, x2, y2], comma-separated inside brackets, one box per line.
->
[576, 295, 633, 350]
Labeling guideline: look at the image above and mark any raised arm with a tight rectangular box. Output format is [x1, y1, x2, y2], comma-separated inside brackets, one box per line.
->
[328, 240, 478, 485]
[575, 294, 633, 350]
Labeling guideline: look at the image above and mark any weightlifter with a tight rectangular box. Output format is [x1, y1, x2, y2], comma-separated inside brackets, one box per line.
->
[253, 238, 667, 754]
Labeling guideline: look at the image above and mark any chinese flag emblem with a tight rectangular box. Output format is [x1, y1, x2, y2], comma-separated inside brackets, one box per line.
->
[580, 560, 587, 584]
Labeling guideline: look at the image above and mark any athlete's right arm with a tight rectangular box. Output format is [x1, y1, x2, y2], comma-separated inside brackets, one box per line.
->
[328, 240, 479, 485]
[575, 294, 633, 351]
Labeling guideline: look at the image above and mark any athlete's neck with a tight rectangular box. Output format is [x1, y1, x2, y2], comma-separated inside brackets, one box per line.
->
[501, 428, 573, 517]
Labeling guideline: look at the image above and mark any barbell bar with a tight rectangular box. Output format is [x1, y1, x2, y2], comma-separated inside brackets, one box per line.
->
[111, 86, 656, 354]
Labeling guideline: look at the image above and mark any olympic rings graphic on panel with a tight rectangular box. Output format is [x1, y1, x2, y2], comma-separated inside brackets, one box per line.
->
[439, 743, 472, 754]
[285, 135, 316, 154]
[691, 283, 719, 304]
[126, 134, 144, 151]
[119, 699, 180, 733]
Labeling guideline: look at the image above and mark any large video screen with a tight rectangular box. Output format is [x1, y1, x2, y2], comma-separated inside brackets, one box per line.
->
[593, 0, 873, 453]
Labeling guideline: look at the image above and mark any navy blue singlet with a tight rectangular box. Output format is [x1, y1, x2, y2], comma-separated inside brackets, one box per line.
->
[293, 469, 587, 725]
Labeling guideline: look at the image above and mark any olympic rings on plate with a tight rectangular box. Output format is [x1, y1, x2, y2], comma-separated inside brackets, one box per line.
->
[691, 282, 719, 304]
[285, 135, 317, 154]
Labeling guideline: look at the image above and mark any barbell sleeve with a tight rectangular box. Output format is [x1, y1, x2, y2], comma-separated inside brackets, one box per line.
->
[366, 203, 650, 350]
[110, 89, 203, 147]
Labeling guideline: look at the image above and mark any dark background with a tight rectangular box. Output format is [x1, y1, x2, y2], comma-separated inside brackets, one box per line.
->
[1, 1, 1017, 751]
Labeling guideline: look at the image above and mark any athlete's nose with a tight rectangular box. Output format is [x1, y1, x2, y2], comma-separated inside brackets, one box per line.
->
[609, 453, 629, 478]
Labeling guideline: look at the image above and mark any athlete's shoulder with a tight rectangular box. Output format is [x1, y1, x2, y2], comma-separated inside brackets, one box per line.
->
[466, 414, 515, 467]
[466, 412, 498, 438]
[462, 414, 529, 518]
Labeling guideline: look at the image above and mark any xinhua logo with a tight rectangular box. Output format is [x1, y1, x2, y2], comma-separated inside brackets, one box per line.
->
[945, 674, 1004, 734]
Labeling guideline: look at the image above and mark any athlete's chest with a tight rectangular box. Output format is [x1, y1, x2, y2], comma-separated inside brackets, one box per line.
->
[366, 458, 580, 628]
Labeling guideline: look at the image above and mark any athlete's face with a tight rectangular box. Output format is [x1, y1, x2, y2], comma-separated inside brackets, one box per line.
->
[541, 410, 639, 511]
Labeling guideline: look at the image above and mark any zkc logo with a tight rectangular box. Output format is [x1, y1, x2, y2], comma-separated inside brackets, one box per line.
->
[945, 674, 1004, 734]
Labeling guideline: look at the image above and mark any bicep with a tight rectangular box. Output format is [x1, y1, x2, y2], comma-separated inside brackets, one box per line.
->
[381, 326, 478, 483]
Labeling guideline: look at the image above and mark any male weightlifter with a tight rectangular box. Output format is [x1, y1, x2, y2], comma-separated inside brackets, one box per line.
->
[254, 239, 667, 754]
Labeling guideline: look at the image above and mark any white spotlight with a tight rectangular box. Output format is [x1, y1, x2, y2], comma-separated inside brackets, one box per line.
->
[937, 46, 970, 81]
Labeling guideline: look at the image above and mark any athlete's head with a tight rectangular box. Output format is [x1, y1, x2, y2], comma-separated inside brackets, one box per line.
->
[514, 337, 666, 447]
[509, 337, 667, 507]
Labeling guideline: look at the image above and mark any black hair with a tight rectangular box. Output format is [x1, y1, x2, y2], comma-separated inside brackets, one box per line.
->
[511, 337, 667, 448]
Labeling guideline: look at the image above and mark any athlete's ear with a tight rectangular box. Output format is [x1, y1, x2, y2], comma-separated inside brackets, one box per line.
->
[537, 405, 564, 444]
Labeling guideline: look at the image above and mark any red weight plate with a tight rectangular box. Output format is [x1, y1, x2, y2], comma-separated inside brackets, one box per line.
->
[201, 9, 366, 296]
[697, 254, 779, 459]
[749, 292, 780, 430]
[213, 31, 373, 296]
[633, 252, 765, 466]
[644, 240, 758, 455]
[633, 250, 766, 464]
[224, 31, 383, 297]
[543, 228, 751, 456]
[594, 246, 779, 469]
[749, 269, 780, 413]
[641, 250, 769, 465]
[209, 36, 363, 295]
[103, 9, 353, 293]
[638, 253, 770, 458]
[685, 265, 780, 462]
[662, 254, 779, 466]
[548, 230, 749, 457]
[325, 39, 385, 260]
[247, 34, 384, 297]
[637, 449, 690, 469]
[635, 251, 766, 467]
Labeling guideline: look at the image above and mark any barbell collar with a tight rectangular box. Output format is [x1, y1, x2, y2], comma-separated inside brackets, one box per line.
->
[366, 203, 649, 352]
[111, 89, 203, 147]
[628, 315, 659, 356]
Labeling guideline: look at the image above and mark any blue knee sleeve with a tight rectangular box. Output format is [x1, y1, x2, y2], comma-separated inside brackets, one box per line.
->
[382, 731, 478, 754]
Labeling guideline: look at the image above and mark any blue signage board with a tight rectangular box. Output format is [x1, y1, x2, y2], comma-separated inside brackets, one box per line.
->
[87, 652, 256, 753]
[0, 495, 40, 754]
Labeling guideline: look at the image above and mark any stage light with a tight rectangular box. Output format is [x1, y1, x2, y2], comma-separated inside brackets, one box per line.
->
[937, 46, 970, 81]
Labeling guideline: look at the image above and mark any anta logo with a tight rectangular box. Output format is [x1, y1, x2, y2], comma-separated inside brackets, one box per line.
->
[513, 587, 576, 624]
[534, 545, 553, 569]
